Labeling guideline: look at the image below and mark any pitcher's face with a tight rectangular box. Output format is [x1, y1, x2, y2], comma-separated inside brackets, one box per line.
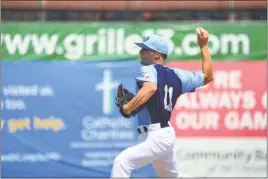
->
[139, 49, 160, 65]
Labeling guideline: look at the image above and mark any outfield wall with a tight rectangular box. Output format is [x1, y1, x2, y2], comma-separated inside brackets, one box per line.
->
[1, 22, 266, 177]
[1, 60, 266, 177]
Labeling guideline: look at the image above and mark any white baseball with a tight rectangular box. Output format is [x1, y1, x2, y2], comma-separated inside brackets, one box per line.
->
[196, 27, 204, 35]
[195, 27, 200, 34]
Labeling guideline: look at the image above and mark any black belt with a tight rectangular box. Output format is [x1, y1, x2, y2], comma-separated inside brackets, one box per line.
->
[137, 121, 170, 134]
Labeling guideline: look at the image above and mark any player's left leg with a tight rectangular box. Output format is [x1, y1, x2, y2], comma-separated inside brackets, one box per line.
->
[110, 133, 156, 177]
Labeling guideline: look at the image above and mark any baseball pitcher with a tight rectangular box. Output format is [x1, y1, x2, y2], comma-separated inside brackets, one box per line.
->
[111, 27, 213, 177]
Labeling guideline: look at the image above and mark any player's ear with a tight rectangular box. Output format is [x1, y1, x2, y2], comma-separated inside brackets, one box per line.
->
[155, 51, 162, 58]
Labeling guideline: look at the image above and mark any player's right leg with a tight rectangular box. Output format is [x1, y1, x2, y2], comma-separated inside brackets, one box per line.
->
[110, 133, 155, 177]
[151, 147, 179, 177]
[151, 126, 179, 177]
[151, 127, 191, 178]
[111, 123, 178, 178]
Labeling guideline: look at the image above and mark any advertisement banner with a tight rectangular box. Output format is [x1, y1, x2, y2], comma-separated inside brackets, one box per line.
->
[168, 61, 267, 177]
[2, 60, 266, 177]
[2, 22, 266, 61]
[174, 138, 266, 177]
[1, 60, 156, 178]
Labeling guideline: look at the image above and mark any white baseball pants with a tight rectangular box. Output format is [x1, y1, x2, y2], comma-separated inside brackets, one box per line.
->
[110, 123, 182, 178]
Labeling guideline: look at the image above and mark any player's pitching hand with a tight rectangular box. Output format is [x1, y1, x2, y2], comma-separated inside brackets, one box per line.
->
[196, 27, 209, 48]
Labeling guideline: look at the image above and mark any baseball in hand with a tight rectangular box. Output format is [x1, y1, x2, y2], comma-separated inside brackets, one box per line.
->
[196, 27, 209, 48]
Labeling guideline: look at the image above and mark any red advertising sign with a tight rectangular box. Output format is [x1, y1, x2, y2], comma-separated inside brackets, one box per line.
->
[168, 61, 267, 137]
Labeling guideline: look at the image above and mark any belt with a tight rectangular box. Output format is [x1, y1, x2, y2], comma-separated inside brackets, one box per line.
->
[137, 121, 170, 134]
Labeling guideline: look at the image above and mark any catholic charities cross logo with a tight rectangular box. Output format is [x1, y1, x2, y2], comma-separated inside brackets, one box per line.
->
[95, 69, 119, 115]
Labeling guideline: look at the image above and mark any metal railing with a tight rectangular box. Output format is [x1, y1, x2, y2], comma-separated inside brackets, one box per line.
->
[2, 1, 267, 22]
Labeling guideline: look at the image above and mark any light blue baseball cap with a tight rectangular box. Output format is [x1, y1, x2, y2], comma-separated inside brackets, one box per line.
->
[135, 34, 169, 55]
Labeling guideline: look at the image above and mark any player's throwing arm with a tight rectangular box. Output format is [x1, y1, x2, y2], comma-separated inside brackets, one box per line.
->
[196, 27, 214, 84]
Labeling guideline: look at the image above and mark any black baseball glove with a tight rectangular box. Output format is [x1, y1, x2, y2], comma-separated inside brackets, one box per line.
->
[115, 83, 135, 118]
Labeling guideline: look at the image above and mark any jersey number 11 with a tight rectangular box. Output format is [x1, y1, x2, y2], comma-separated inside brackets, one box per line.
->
[164, 85, 173, 112]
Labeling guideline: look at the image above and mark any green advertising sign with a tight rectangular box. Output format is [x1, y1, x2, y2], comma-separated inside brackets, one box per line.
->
[1, 22, 266, 61]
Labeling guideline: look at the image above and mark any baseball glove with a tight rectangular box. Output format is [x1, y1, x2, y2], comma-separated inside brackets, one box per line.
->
[115, 83, 135, 118]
